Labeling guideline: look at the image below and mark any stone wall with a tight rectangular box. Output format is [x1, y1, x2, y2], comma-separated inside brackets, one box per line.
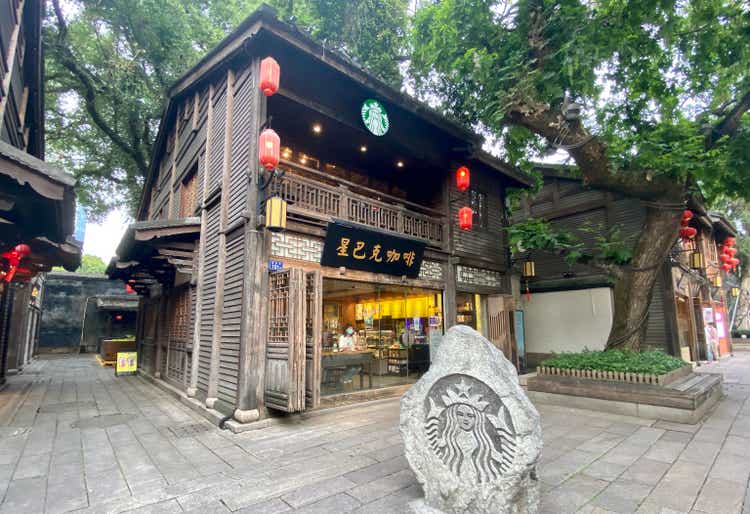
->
[39, 273, 134, 352]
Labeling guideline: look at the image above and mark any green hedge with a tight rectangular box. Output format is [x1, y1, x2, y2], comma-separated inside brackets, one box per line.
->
[540, 350, 687, 375]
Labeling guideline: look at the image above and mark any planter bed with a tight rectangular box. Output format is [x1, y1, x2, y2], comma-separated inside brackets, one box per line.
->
[527, 370, 722, 424]
[536, 364, 692, 386]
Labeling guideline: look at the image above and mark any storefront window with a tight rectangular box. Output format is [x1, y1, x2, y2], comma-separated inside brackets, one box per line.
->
[320, 279, 443, 397]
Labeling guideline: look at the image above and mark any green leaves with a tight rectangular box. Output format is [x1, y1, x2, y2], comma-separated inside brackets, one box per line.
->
[541, 349, 687, 374]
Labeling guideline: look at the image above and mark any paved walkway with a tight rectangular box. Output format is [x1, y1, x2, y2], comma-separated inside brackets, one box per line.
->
[0, 355, 749, 514]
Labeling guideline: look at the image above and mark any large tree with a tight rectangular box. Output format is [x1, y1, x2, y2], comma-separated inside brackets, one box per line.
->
[44, 0, 408, 219]
[410, 0, 749, 350]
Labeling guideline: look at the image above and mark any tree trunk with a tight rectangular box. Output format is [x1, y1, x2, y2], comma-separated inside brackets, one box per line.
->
[606, 204, 683, 351]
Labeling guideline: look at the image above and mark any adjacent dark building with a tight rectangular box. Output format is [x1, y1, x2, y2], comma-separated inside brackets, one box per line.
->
[38, 273, 136, 353]
[0, 0, 81, 384]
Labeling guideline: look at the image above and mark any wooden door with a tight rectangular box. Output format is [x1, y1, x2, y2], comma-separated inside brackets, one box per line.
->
[305, 271, 322, 409]
[487, 295, 518, 369]
[265, 269, 306, 412]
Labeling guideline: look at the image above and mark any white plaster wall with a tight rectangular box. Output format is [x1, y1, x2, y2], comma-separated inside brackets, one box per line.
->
[523, 288, 613, 354]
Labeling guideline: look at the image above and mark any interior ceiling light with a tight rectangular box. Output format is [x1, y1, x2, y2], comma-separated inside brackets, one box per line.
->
[360, 145, 367, 152]
[312, 123, 322, 134]
[396, 160, 404, 168]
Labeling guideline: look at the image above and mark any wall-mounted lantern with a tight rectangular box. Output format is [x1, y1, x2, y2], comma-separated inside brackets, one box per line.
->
[259, 56, 280, 96]
[713, 275, 723, 288]
[522, 260, 536, 279]
[458, 206, 473, 231]
[265, 196, 288, 232]
[690, 251, 703, 270]
[731, 287, 740, 298]
[259, 128, 280, 170]
[456, 166, 470, 192]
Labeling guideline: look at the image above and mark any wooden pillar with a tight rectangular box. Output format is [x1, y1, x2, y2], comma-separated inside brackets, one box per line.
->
[236, 57, 268, 421]
[154, 294, 168, 378]
[444, 259, 458, 328]
[187, 86, 214, 397]
[206, 69, 235, 408]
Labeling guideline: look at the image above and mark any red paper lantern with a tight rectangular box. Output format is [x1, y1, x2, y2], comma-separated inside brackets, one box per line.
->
[726, 247, 738, 257]
[679, 226, 697, 241]
[455, 166, 470, 192]
[14, 244, 30, 257]
[458, 206, 473, 231]
[730, 257, 740, 268]
[125, 284, 135, 294]
[259, 57, 280, 96]
[681, 210, 694, 222]
[721, 253, 732, 263]
[722, 263, 733, 272]
[258, 129, 280, 170]
[724, 237, 736, 247]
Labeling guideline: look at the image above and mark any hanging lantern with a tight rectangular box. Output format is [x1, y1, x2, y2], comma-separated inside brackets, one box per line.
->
[522, 260, 536, 279]
[726, 247, 738, 257]
[690, 251, 703, 270]
[259, 57, 280, 96]
[731, 287, 740, 298]
[258, 129, 280, 170]
[679, 227, 697, 241]
[724, 237, 736, 247]
[722, 262, 733, 272]
[730, 257, 740, 269]
[125, 284, 135, 294]
[265, 196, 288, 232]
[721, 252, 732, 263]
[681, 210, 694, 222]
[713, 275, 723, 287]
[455, 166, 470, 192]
[458, 206, 473, 231]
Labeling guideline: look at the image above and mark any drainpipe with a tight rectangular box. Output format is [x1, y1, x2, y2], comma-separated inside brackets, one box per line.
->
[78, 297, 95, 354]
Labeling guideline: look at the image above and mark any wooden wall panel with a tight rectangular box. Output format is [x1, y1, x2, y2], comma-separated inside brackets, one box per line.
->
[216, 229, 245, 405]
[208, 80, 227, 191]
[196, 203, 220, 394]
[228, 67, 254, 225]
[451, 168, 507, 266]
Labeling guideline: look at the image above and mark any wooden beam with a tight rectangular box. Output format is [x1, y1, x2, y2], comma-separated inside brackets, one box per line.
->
[157, 248, 194, 259]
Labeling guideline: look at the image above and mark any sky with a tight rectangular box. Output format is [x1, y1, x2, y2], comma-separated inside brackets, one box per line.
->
[82, 209, 129, 263]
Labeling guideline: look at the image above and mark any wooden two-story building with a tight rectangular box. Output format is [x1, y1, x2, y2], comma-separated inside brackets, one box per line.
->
[513, 166, 737, 367]
[107, 5, 532, 424]
[0, 0, 81, 385]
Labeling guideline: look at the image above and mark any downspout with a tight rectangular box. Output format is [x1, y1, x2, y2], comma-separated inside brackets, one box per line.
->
[78, 297, 95, 354]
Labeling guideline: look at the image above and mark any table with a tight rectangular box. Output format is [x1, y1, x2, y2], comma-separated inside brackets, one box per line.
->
[321, 350, 375, 390]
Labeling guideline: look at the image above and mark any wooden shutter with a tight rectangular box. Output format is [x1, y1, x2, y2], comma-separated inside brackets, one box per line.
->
[305, 271, 322, 409]
[265, 269, 306, 412]
[487, 295, 518, 369]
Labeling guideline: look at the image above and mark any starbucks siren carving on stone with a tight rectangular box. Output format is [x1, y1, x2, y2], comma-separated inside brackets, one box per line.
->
[401, 325, 542, 514]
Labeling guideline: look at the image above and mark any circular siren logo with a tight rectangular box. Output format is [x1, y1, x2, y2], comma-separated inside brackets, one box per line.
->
[361, 99, 389, 136]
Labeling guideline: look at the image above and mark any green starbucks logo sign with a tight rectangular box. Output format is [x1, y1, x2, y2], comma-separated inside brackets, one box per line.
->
[361, 99, 389, 136]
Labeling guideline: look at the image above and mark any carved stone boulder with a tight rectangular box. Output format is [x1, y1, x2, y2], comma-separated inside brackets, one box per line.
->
[400, 325, 542, 514]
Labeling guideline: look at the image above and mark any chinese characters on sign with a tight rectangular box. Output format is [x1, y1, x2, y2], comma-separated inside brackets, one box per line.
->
[321, 221, 426, 278]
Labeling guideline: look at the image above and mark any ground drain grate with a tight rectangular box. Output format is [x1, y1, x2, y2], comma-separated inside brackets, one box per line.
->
[71, 413, 134, 430]
[38, 401, 97, 414]
[167, 422, 213, 438]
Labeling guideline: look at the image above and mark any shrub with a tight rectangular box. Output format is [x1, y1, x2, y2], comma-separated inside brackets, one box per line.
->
[540, 349, 687, 375]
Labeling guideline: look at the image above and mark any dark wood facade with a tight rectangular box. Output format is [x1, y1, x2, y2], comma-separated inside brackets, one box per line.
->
[513, 168, 736, 365]
[109, 6, 532, 422]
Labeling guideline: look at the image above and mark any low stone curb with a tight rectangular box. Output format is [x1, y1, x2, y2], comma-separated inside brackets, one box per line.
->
[536, 364, 692, 386]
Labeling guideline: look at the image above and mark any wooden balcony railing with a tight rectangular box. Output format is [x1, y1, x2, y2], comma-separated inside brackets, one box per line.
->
[277, 160, 446, 248]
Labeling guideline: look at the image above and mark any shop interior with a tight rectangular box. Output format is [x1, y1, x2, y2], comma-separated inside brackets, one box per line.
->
[321, 278, 444, 396]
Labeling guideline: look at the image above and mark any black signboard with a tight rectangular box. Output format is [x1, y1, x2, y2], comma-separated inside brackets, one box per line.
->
[320, 221, 426, 278]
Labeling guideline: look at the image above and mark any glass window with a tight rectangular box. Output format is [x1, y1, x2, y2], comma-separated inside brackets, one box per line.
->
[320, 279, 443, 397]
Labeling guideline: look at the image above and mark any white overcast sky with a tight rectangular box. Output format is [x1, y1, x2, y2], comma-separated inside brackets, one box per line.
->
[82, 209, 129, 262]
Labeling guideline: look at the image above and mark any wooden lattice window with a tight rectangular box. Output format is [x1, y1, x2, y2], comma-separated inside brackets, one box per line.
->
[169, 287, 192, 343]
[179, 169, 197, 217]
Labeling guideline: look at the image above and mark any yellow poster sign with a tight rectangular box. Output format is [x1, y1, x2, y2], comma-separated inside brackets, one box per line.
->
[116, 352, 137, 375]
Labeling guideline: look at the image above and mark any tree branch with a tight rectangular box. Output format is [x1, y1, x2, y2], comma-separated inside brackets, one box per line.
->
[706, 90, 750, 149]
[50, 0, 150, 177]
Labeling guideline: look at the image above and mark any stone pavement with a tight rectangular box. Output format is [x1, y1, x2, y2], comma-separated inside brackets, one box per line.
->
[0, 355, 749, 514]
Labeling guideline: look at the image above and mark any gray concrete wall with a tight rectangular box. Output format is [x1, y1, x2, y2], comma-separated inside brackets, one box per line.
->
[39, 272, 131, 351]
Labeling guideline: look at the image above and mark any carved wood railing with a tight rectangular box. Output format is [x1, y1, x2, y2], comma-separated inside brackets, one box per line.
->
[277, 160, 446, 248]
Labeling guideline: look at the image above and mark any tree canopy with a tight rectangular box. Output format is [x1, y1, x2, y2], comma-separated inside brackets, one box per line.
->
[410, 0, 749, 349]
[44, 0, 408, 219]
